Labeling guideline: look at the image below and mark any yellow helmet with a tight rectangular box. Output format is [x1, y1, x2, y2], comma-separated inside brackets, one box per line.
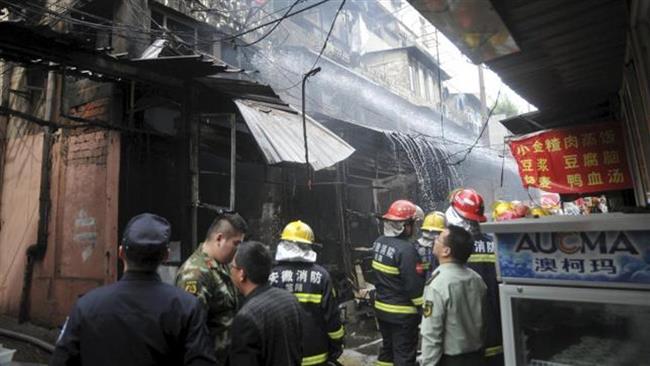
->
[421, 211, 446, 232]
[280, 220, 314, 244]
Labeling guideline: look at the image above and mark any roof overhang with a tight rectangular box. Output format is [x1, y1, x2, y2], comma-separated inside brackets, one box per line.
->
[407, 0, 520, 64]
[410, 0, 628, 134]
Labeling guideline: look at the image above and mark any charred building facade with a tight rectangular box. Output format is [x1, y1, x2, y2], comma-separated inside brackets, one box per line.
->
[0, 0, 525, 328]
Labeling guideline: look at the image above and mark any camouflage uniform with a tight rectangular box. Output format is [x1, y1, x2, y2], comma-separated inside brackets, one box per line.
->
[176, 244, 239, 363]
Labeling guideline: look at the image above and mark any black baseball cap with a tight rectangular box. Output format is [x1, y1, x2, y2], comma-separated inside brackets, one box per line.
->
[122, 213, 171, 250]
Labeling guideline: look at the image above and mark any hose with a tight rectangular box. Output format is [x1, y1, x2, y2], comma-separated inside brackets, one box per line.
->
[0, 327, 55, 353]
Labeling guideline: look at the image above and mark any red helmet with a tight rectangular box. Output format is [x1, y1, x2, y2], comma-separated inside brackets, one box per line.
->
[450, 188, 487, 222]
[382, 200, 417, 221]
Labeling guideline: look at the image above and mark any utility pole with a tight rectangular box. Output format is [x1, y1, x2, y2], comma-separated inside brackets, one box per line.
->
[301, 66, 321, 188]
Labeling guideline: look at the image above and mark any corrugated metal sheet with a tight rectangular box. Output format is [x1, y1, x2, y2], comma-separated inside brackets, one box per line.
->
[234, 99, 355, 171]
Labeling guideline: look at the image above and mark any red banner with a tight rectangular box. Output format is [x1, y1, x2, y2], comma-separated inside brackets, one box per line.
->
[508, 122, 632, 194]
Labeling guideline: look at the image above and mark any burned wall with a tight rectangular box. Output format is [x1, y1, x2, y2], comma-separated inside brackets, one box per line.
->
[0, 65, 121, 326]
[0, 126, 43, 316]
[30, 128, 120, 326]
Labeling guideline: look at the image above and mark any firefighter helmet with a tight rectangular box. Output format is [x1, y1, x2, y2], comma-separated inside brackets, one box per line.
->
[421, 211, 446, 232]
[280, 220, 314, 244]
[382, 200, 417, 221]
[414, 205, 425, 222]
[450, 188, 487, 222]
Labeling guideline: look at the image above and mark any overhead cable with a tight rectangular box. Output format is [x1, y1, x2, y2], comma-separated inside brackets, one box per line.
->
[275, 0, 346, 92]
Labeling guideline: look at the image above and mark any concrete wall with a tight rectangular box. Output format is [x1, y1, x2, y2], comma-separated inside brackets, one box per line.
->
[361, 51, 412, 102]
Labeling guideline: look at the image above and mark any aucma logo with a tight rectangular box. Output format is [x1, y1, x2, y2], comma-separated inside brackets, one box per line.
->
[515, 232, 640, 255]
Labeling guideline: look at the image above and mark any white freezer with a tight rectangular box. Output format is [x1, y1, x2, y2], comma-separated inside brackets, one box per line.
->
[500, 284, 650, 366]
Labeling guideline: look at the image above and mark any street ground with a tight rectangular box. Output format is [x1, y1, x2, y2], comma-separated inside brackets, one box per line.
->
[0, 315, 58, 364]
[0, 313, 384, 365]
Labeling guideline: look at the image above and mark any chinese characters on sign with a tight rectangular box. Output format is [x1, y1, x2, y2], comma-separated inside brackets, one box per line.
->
[496, 231, 650, 286]
[508, 123, 632, 193]
[534, 258, 617, 275]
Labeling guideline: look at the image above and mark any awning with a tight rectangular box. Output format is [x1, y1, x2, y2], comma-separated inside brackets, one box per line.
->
[234, 99, 355, 170]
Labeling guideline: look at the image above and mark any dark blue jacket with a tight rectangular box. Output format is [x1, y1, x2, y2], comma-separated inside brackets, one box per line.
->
[371, 235, 426, 323]
[270, 262, 344, 364]
[49, 271, 215, 366]
[467, 232, 503, 360]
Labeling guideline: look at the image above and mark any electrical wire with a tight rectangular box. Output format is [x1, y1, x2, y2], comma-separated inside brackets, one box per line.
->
[2, 0, 517, 156]
[4, 0, 344, 66]
[238, 0, 303, 47]
[275, 0, 346, 92]
[219, 0, 329, 43]
[446, 89, 502, 166]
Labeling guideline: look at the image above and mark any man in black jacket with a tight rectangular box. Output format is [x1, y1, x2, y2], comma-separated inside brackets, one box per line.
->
[229, 241, 303, 366]
[49, 213, 215, 366]
[372, 200, 425, 366]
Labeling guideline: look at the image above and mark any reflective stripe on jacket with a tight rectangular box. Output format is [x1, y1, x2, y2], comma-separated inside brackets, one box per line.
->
[270, 262, 344, 364]
[466, 232, 503, 358]
[371, 235, 425, 323]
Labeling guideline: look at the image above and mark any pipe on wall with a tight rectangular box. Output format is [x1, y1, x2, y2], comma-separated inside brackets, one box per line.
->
[18, 68, 58, 323]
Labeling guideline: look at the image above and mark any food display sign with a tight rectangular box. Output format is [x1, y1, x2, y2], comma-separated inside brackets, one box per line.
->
[508, 122, 632, 193]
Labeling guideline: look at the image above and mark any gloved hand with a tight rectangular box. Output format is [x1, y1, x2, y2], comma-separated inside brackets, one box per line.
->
[328, 341, 343, 362]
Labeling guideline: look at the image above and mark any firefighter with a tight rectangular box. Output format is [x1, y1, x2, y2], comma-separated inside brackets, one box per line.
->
[269, 220, 344, 366]
[415, 211, 447, 280]
[372, 199, 425, 366]
[446, 188, 504, 366]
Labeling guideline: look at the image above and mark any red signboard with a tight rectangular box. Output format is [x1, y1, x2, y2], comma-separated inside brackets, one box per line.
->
[508, 122, 632, 194]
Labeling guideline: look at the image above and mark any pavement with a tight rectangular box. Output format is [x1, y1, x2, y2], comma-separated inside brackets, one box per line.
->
[0, 315, 57, 365]
[0, 312, 386, 366]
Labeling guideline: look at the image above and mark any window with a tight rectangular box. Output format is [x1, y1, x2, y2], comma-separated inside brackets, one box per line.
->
[408, 62, 417, 93]
[425, 72, 433, 102]
[151, 8, 214, 55]
[418, 65, 426, 98]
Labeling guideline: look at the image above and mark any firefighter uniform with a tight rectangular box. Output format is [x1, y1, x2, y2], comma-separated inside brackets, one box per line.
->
[416, 211, 447, 280]
[467, 232, 503, 365]
[270, 262, 344, 365]
[372, 235, 425, 366]
[415, 239, 436, 280]
[269, 221, 344, 366]
[447, 188, 504, 365]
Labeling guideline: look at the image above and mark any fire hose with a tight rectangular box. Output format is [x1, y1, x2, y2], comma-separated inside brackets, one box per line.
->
[0, 328, 55, 353]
